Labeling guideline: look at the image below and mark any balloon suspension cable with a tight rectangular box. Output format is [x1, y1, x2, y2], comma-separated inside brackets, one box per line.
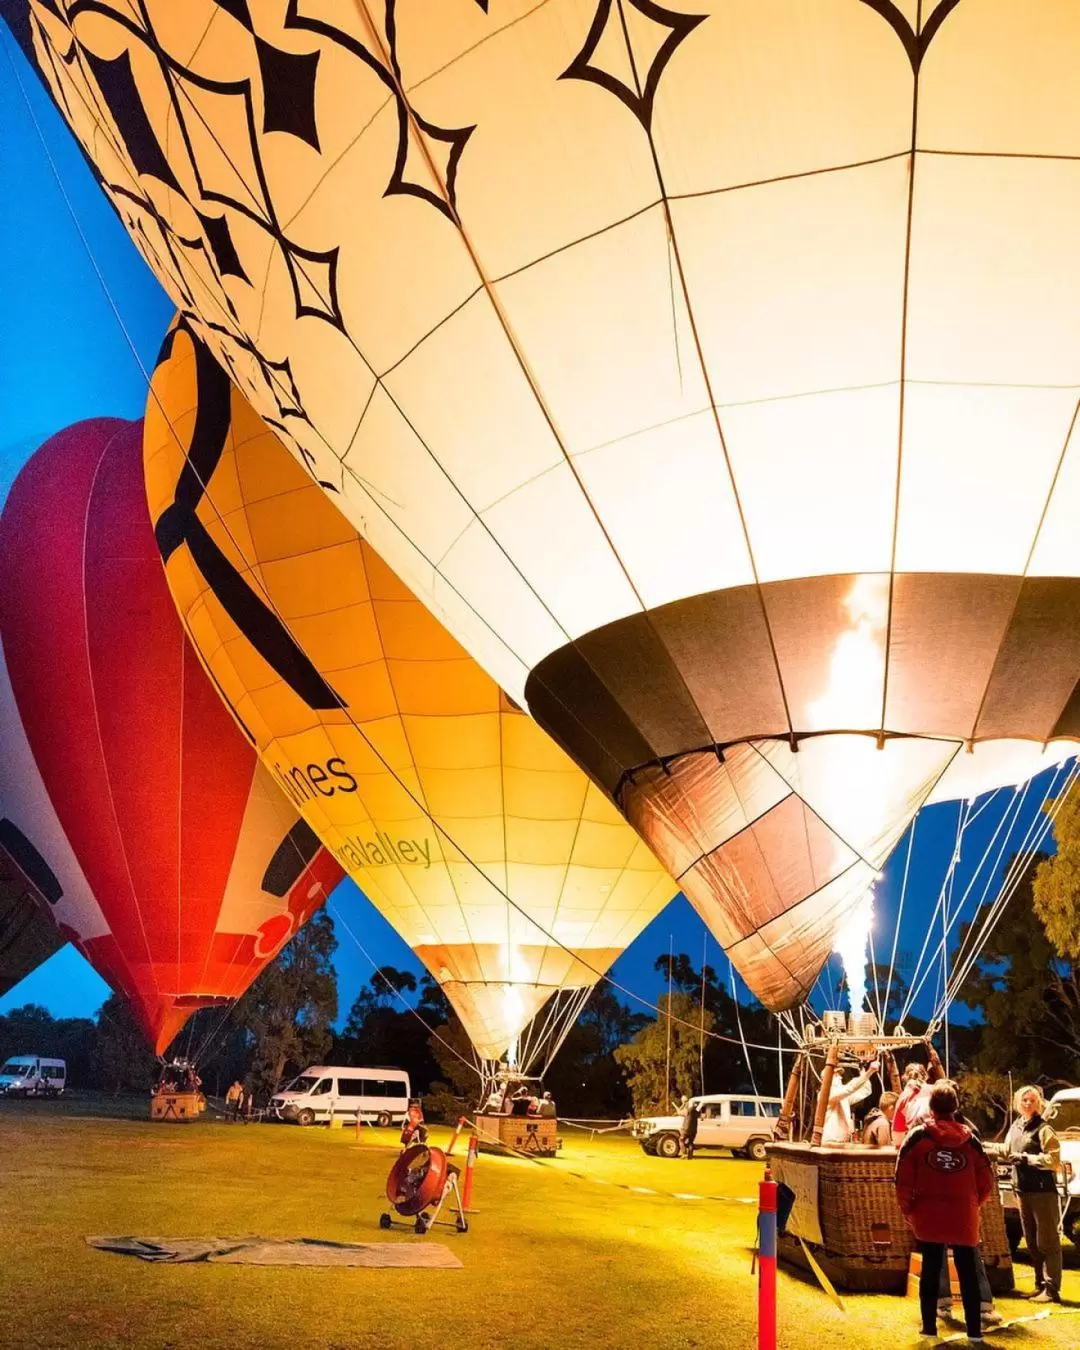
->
[883, 812, 916, 1028]
[938, 758, 1079, 1021]
[328, 900, 481, 1083]
[901, 756, 1078, 1030]
[730, 962, 762, 1102]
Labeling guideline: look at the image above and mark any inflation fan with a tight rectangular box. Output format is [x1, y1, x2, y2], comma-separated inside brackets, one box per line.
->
[380, 1145, 468, 1236]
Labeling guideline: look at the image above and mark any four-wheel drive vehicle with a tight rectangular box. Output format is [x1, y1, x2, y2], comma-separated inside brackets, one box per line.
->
[632, 1094, 781, 1160]
[268, 1066, 410, 1127]
[997, 1087, 1080, 1248]
[0, 1056, 66, 1097]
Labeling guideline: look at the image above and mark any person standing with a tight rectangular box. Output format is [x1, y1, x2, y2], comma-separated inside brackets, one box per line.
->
[892, 1062, 934, 1148]
[895, 1082, 994, 1342]
[1004, 1085, 1062, 1303]
[862, 1091, 898, 1147]
[681, 1099, 700, 1160]
[821, 1060, 878, 1145]
[225, 1080, 244, 1122]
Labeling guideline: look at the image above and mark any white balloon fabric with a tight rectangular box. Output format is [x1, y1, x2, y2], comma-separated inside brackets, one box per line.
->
[10, 0, 1080, 1005]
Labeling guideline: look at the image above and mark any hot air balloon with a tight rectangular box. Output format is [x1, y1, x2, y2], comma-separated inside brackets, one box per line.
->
[143, 319, 676, 1070]
[7, 1, 1079, 1008]
[0, 418, 343, 1053]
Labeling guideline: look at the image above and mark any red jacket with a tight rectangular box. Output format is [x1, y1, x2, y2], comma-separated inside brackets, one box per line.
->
[894, 1118, 993, 1245]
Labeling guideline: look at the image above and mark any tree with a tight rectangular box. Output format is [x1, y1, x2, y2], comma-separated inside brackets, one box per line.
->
[1033, 780, 1080, 960]
[94, 994, 158, 1094]
[343, 965, 417, 1037]
[240, 909, 339, 1099]
[614, 990, 717, 1115]
[956, 854, 1080, 1088]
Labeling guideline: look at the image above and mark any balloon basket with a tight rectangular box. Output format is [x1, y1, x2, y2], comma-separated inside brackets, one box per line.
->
[765, 1143, 1013, 1294]
[150, 1090, 202, 1123]
[380, 1145, 469, 1236]
[474, 1112, 559, 1157]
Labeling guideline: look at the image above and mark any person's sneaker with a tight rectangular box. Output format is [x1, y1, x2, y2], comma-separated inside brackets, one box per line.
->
[1030, 1288, 1060, 1303]
[981, 1307, 1004, 1327]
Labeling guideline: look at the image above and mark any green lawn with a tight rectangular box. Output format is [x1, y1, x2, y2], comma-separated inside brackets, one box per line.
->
[1, 1095, 1077, 1350]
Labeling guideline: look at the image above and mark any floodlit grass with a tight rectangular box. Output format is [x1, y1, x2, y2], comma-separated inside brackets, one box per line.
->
[1, 1095, 1077, 1350]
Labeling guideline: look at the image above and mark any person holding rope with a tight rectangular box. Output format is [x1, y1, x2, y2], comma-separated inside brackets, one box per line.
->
[1002, 1085, 1062, 1303]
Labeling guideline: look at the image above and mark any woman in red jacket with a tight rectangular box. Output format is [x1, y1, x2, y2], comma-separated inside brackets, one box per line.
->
[895, 1082, 994, 1341]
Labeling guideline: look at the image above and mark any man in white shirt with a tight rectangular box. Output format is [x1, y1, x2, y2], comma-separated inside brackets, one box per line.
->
[821, 1060, 879, 1145]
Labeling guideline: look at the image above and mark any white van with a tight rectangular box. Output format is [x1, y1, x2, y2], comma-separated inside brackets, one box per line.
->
[633, 1093, 782, 1160]
[0, 1056, 66, 1097]
[268, 1066, 410, 1127]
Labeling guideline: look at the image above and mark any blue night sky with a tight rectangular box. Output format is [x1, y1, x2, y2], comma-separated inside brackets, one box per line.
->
[0, 33, 1070, 1042]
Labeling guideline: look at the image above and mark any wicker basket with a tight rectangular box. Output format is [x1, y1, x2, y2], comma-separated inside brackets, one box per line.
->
[768, 1143, 1014, 1294]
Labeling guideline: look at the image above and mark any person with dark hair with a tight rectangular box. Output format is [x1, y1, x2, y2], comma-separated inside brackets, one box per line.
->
[1004, 1085, 1062, 1303]
[680, 1098, 700, 1160]
[862, 1091, 898, 1147]
[895, 1082, 994, 1342]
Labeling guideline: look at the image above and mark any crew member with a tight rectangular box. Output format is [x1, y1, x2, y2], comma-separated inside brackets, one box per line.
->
[1004, 1085, 1062, 1303]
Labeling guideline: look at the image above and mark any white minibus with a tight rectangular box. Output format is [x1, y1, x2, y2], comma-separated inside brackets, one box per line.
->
[268, 1065, 410, 1126]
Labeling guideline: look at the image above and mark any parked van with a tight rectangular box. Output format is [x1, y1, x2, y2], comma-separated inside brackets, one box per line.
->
[0, 1056, 66, 1097]
[268, 1066, 410, 1127]
[632, 1093, 781, 1160]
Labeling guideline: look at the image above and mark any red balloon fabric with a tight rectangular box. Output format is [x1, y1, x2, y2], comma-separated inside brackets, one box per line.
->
[0, 418, 343, 1052]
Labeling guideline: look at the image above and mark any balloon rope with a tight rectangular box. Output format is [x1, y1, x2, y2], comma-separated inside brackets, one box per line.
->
[902, 763, 1061, 1023]
[939, 760, 1078, 1019]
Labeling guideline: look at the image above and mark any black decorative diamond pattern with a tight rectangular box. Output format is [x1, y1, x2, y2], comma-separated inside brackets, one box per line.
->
[560, 0, 706, 133]
[198, 210, 249, 282]
[254, 35, 321, 150]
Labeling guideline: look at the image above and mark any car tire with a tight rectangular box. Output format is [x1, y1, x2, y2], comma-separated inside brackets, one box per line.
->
[1063, 1210, 1077, 1246]
[296, 1108, 316, 1127]
[377, 1111, 392, 1128]
[746, 1137, 769, 1163]
[656, 1133, 681, 1159]
[1004, 1211, 1023, 1256]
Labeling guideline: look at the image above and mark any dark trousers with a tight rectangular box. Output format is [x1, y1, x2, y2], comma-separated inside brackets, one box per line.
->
[937, 1243, 993, 1308]
[919, 1243, 981, 1337]
[1018, 1190, 1062, 1294]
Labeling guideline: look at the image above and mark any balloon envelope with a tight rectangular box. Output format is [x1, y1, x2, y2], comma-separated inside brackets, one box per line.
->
[0, 418, 343, 1052]
[12, 2, 1080, 1004]
[144, 320, 676, 1063]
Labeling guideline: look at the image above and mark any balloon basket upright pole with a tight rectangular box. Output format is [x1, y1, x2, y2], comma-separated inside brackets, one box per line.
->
[757, 1164, 778, 1350]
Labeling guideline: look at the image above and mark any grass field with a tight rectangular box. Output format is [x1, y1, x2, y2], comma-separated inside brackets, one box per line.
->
[1, 1094, 1077, 1350]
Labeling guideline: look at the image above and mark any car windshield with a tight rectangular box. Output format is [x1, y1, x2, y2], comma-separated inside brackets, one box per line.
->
[284, 1075, 319, 1094]
[1, 1062, 29, 1076]
[1051, 1101, 1080, 1133]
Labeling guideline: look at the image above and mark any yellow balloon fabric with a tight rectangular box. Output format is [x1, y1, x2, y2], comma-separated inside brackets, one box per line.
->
[144, 320, 676, 1064]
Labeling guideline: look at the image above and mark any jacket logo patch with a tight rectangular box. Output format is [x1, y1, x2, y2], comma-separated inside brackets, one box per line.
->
[928, 1147, 968, 1173]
